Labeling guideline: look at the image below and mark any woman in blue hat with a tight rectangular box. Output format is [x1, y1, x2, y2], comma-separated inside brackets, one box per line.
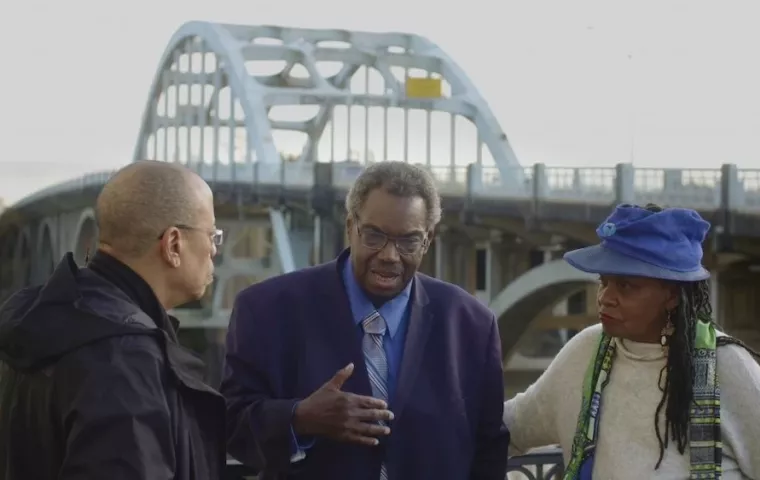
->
[502, 203, 760, 479]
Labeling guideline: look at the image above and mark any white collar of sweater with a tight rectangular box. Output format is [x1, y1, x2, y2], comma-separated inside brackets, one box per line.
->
[614, 336, 667, 362]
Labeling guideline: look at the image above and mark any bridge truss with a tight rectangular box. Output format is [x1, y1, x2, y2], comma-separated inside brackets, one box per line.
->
[133, 21, 521, 176]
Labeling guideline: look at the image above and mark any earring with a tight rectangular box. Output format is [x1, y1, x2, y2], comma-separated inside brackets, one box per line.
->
[660, 310, 675, 351]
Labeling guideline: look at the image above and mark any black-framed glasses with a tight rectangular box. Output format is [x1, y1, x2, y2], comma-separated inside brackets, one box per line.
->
[355, 219, 426, 256]
[159, 224, 224, 246]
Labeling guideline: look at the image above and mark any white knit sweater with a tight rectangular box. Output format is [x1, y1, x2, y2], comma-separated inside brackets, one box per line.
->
[503, 324, 760, 479]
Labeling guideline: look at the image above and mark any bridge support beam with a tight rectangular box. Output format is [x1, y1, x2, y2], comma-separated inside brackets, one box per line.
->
[538, 246, 572, 344]
[451, 240, 472, 292]
[433, 226, 449, 282]
[313, 215, 343, 265]
[269, 208, 296, 274]
[474, 231, 503, 304]
[710, 270, 721, 326]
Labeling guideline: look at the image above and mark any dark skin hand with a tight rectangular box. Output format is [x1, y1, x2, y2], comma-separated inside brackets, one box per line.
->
[293, 363, 394, 446]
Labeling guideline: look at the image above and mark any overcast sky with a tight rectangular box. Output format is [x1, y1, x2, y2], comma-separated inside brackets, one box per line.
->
[0, 0, 758, 203]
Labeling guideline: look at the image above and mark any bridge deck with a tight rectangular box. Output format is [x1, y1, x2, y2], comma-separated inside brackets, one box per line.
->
[4, 161, 760, 217]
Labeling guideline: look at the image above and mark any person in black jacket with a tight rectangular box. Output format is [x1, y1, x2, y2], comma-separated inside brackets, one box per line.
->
[0, 160, 226, 479]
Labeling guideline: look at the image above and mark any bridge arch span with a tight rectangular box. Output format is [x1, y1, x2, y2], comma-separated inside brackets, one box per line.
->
[36, 220, 56, 281]
[133, 21, 282, 166]
[0, 227, 19, 299]
[133, 21, 524, 185]
[490, 259, 597, 360]
[72, 208, 97, 265]
[13, 227, 32, 289]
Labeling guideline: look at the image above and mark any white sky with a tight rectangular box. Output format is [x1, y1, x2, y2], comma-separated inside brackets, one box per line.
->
[1, 0, 758, 203]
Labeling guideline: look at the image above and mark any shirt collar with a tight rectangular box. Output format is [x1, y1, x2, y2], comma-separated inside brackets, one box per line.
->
[342, 255, 413, 338]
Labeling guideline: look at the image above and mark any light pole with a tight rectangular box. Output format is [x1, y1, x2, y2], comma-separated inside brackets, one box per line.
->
[626, 53, 637, 165]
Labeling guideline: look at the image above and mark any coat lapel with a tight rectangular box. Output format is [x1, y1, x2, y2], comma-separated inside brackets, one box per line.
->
[312, 251, 373, 397]
[392, 276, 432, 422]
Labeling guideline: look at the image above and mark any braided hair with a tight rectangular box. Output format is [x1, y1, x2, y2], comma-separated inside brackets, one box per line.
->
[644, 203, 760, 469]
[652, 275, 709, 467]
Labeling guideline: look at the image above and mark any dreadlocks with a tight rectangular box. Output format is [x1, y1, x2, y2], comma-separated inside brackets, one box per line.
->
[645, 202, 710, 467]
[644, 203, 760, 469]
[653, 275, 710, 468]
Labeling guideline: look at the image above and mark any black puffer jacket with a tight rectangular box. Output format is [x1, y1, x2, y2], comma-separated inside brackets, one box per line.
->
[0, 252, 226, 480]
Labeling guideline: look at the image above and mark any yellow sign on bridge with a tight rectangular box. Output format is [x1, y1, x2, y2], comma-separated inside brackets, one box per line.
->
[405, 77, 443, 99]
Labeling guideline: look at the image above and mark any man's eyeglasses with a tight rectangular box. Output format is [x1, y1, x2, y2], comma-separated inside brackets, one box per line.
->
[159, 224, 224, 246]
[355, 221, 426, 256]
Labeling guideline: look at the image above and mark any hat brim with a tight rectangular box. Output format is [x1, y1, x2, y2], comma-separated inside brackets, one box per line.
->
[563, 244, 711, 282]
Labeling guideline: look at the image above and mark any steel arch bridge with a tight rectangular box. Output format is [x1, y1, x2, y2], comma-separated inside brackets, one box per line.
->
[133, 21, 523, 181]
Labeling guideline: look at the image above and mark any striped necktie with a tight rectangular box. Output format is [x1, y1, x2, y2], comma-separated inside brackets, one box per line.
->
[362, 311, 389, 480]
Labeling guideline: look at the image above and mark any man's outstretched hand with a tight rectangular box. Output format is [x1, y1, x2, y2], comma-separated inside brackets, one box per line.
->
[293, 363, 394, 446]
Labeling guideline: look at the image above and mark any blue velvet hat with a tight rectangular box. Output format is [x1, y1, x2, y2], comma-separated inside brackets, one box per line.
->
[563, 204, 712, 282]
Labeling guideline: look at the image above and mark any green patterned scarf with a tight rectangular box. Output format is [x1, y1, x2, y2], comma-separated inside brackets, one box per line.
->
[564, 320, 721, 480]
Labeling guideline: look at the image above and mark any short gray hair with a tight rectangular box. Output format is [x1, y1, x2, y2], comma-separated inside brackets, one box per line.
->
[344, 161, 442, 228]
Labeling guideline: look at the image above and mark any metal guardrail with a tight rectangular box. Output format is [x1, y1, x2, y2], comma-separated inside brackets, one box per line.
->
[224, 447, 565, 479]
[4, 160, 760, 215]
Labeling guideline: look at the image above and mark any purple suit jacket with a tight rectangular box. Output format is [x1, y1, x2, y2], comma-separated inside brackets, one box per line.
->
[221, 250, 510, 480]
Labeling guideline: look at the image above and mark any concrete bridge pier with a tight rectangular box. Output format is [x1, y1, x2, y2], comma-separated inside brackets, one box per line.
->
[433, 227, 449, 282]
[72, 210, 98, 266]
[541, 246, 572, 345]
[710, 256, 760, 349]
[0, 233, 14, 299]
[433, 230, 475, 290]
[710, 270, 721, 326]
[12, 227, 32, 291]
[473, 230, 504, 305]
[312, 213, 344, 266]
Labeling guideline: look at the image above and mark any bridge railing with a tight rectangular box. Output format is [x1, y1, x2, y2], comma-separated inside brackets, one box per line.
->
[469, 163, 760, 212]
[224, 447, 565, 479]
[6, 160, 760, 214]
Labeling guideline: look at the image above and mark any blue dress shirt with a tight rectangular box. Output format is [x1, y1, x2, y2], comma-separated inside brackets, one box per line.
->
[288, 255, 413, 462]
